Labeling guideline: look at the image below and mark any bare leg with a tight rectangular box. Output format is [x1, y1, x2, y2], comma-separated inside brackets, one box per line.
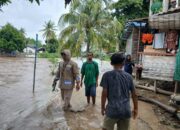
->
[87, 96, 90, 104]
[92, 96, 96, 105]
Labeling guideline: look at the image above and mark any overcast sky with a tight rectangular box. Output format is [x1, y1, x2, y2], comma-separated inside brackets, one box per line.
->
[0, 0, 69, 43]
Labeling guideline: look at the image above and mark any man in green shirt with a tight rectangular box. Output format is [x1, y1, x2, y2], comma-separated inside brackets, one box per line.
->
[81, 52, 99, 105]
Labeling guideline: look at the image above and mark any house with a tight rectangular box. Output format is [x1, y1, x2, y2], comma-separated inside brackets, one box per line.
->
[23, 44, 36, 54]
[122, 19, 148, 63]
[124, 0, 180, 103]
[145, 0, 180, 83]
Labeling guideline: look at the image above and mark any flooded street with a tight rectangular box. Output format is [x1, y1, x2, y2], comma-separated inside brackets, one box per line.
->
[0, 57, 179, 130]
[0, 57, 68, 130]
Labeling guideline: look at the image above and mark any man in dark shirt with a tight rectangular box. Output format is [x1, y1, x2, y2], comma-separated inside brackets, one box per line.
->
[124, 55, 135, 75]
[100, 53, 138, 130]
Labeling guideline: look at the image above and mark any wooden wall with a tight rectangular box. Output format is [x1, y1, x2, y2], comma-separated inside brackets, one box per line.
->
[132, 28, 139, 63]
[125, 28, 140, 63]
[149, 12, 180, 29]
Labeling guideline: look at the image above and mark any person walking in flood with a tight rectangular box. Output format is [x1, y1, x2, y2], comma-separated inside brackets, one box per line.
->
[52, 49, 80, 111]
[80, 52, 99, 105]
[101, 53, 138, 130]
[124, 55, 135, 75]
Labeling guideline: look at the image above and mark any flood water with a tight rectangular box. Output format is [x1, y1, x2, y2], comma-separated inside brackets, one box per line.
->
[0, 57, 108, 130]
[0, 57, 178, 130]
[0, 57, 68, 130]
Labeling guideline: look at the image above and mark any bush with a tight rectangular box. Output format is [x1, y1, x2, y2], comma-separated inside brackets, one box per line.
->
[0, 23, 26, 53]
[101, 55, 110, 61]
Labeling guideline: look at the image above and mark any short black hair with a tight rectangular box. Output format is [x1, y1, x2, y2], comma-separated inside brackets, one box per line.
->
[110, 53, 125, 65]
[87, 52, 93, 56]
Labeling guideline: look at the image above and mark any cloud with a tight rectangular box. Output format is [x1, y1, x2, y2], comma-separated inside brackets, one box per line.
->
[0, 0, 69, 43]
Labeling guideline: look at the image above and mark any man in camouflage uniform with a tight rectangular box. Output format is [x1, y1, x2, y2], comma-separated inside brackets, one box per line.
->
[53, 50, 80, 110]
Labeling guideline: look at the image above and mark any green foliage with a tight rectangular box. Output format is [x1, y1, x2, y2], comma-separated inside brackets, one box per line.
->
[0, 23, 26, 53]
[38, 52, 59, 58]
[59, 0, 122, 56]
[41, 20, 57, 41]
[41, 20, 59, 53]
[0, 0, 11, 11]
[151, 1, 162, 14]
[101, 55, 110, 61]
[112, 0, 149, 21]
[0, 0, 40, 11]
[46, 38, 59, 53]
[0, 0, 72, 11]
[112, 0, 149, 49]
[26, 37, 43, 48]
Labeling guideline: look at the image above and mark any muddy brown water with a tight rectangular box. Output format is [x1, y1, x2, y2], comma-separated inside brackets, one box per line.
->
[0, 57, 179, 130]
[0, 57, 68, 130]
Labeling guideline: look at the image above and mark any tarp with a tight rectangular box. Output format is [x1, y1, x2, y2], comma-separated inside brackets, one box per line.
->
[174, 36, 180, 81]
[122, 22, 147, 40]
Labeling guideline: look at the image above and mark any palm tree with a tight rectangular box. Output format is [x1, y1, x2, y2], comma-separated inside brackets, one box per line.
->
[0, 0, 40, 11]
[59, 0, 121, 55]
[41, 20, 57, 41]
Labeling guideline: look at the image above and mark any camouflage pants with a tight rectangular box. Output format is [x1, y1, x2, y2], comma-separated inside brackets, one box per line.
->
[61, 89, 73, 110]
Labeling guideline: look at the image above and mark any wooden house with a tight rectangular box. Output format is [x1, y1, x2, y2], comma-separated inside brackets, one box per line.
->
[124, 0, 180, 99]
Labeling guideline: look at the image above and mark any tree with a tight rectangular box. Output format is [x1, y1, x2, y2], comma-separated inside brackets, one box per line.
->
[0, 0, 11, 11]
[0, 23, 26, 53]
[110, 0, 149, 50]
[0, 0, 72, 11]
[26, 37, 42, 48]
[112, 0, 149, 22]
[41, 20, 56, 41]
[46, 38, 59, 53]
[41, 20, 59, 53]
[59, 0, 122, 55]
[0, 0, 40, 11]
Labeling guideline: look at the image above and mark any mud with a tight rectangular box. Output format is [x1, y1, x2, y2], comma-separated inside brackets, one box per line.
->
[65, 86, 179, 130]
[65, 60, 180, 130]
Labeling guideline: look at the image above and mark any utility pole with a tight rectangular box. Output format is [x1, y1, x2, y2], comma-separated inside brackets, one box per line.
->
[33, 34, 38, 93]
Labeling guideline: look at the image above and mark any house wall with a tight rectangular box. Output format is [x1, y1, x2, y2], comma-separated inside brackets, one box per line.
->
[142, 55, 176, 81]
[125, 33, 133, 55]
[23, 47, 35, 54]
[132, 28, 139, 63]
[149, 12, 180, 29]
[125, 28, 140, 63]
